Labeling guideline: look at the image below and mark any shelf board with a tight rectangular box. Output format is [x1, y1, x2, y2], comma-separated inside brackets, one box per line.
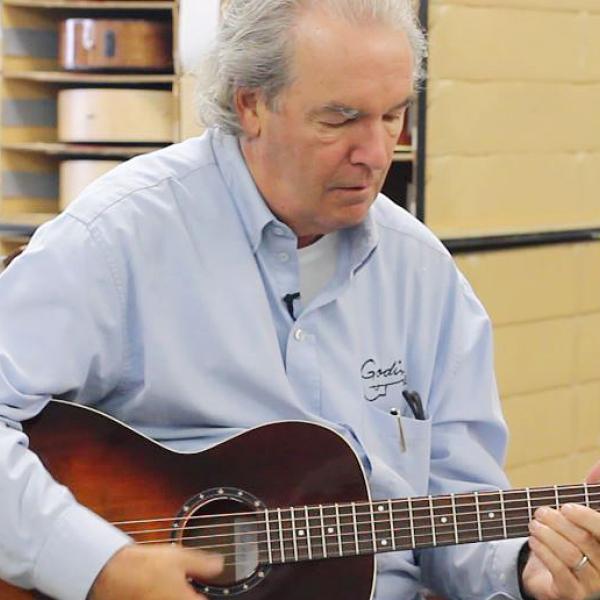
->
[3, 0, 174, 9]
[3, 71, 176, 84]
[392, 150, 415, 163]
[0, 213, 56, 235]
[2, 141, 165, 158]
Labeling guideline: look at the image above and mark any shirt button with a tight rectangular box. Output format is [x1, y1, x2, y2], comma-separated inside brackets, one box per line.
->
[272, 227, 286, 237]
[277, 252, 290, 262]
[293, 328, 305, 342]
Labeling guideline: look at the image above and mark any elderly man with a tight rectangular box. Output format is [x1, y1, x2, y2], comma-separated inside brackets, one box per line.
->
[0, 1, 599, 599]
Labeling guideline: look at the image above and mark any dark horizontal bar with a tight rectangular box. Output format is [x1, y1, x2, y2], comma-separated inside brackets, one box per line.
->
[444, 228, 600, 254]
[0, 222, 38, 236]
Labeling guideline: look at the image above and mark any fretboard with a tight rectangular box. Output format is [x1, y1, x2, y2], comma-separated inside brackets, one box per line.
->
[255, 483, 600, 564]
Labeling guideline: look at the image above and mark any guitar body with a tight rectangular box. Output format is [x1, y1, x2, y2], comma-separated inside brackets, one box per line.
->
[59, 19, 173, 72]
[0, 402, 375, 600]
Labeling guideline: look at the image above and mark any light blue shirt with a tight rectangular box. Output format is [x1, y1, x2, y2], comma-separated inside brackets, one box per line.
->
[0, 129, 525, 600]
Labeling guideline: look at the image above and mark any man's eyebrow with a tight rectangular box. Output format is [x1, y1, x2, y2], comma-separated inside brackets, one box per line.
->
[311, 96, 416, 119]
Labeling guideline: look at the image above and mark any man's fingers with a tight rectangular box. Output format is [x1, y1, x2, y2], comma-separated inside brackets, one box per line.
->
[528, 536, 582, 597]
[182, 549, 224, 579]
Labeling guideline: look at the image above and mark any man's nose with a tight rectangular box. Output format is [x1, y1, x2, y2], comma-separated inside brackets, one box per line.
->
[349, 121, 392, 171]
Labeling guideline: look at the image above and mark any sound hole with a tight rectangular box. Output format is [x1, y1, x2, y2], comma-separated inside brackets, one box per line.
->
[182, 498, 261, 587]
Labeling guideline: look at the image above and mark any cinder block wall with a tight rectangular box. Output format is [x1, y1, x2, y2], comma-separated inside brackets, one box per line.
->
[427, 0, 600, 486]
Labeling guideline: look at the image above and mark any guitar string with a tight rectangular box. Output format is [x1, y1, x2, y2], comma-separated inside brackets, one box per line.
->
[149, 518, 539, 571]
[129, 509, 573, 549]
[123, 497, 596, 541]
[117, 489, 600, 538]
[111, 485, 600, 528]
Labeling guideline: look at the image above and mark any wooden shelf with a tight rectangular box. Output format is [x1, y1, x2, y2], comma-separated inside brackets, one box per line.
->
[3, 0, 174, 8]
[0, 213, 56, 235]
[2, 142, 165, 158]
[393, 151, 415, 163]
[3, 71, 176, 84]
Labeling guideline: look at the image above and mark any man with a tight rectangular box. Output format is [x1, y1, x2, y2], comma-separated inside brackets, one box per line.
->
[0, 1, 599, 599]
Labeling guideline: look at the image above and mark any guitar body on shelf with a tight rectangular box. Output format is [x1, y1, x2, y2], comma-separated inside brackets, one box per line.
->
[0, 401, 375, 600]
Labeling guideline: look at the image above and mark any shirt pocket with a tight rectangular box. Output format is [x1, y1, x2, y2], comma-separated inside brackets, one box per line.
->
[365, 405, 433, 496]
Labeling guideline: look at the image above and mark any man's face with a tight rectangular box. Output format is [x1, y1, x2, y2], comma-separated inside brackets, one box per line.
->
[238, 9, 415, 246]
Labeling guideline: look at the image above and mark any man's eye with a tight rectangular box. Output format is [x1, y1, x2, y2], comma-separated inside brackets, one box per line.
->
[384, 113, 403, 122]
[321, 119, 350, 128]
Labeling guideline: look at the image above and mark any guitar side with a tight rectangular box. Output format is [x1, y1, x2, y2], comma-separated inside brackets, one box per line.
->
[0, 401, 375, 600]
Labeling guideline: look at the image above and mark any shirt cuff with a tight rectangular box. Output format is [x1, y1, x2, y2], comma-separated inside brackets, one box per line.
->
[33, 503, 132, 600]
[491, 537, 529, 599]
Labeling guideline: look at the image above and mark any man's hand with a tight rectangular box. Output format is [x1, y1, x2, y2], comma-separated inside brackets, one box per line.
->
[89, 544, 224, 600]
[522, 460, 600, 600]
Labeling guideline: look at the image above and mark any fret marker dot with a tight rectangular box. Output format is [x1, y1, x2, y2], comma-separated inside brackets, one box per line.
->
[441, 517, 448, 524]
[381, 539, 388, 546]
[298, 530, 305, 537]
[378, 505, 385, 512]
[327, 527, 335, 534]
[488, 512, 495, 519]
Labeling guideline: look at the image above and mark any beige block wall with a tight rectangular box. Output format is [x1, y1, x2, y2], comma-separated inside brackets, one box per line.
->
[427, 1, 600, 487]
[456, 242, 600, 487]
[427, 1, 600, 237]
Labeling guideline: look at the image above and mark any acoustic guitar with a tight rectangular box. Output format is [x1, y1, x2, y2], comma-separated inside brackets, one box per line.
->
[1, 400, 598, 599]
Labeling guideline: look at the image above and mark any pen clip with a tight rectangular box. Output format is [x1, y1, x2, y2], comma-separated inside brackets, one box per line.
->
[390, 408, 407, 452]
[402, 390, 426, 420]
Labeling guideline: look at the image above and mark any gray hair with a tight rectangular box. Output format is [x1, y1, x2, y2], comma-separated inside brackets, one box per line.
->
[196, 0, 427, 136]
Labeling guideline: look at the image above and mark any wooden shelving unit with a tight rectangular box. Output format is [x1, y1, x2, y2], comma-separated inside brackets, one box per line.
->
[0, 0, 196, 245]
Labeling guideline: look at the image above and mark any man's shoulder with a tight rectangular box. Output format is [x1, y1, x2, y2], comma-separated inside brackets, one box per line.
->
[371, 194, 451, 261]
[65, 133, 217, 227]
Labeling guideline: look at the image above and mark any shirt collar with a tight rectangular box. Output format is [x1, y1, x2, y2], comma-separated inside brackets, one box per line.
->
[210, 128, 281, 253]
[210, 127, 379, 260]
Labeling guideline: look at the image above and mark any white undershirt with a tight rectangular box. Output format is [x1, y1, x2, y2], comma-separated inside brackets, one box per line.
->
[297, 231, 339, 307]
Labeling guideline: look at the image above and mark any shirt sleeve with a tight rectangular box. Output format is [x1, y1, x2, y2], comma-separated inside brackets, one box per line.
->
[417, 271, 526, 600]
[0, 215, 131, 600]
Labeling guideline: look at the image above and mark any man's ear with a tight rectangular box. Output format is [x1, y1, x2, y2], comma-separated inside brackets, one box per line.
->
[235, 88, 263, 138]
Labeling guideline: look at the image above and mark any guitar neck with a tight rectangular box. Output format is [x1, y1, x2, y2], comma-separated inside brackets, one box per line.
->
[258, 483, 600, 564]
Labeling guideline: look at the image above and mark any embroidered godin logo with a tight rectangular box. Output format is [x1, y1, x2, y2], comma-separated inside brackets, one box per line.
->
[361, 358, 407, 402]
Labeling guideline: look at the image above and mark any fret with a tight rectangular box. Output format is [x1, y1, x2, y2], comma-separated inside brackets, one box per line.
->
[318, 505, 328, 558]
[563, 485, 586, 511]
[526, 488, 533, 523]
[303, 506, 326, 560]
[276, 508, 287, 563]
[499, 490, 507, 539]
[428, 495, 437, 547]
[430, 495, 454, 546]
[584, 482, 590, 508]
[502, 490, 529, 538]
[372, 501, 392, 553]
[450, 494, 459, 544]
[389, 499, 412, 550]
[303, 506, 313, 560]
[335, 503, 343, 556]
[407, 497, 416, 548]
[354, 502, 376, 555]
[388, 499, 397, 550]
[411, 497, 434, 548]
[290, 507, 299, 561]
[291, 506, 309, 561]
[264, 509, 273, 564]
[321, 504, 342, 558]
[455, 493, 479, 545]
[351, 502, 360, 555]
[478, 491, 503, 541]
[554, 485, 560, 510]
[338, 502, 359, 557]
[474, 491, 483, 541]
[589, 484, 600, 511]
